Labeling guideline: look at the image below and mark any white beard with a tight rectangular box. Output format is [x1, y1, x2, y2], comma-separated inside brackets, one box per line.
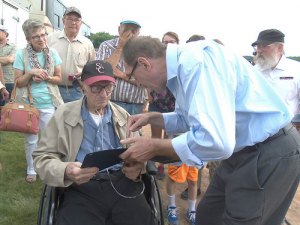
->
[256, 54, 280, 71]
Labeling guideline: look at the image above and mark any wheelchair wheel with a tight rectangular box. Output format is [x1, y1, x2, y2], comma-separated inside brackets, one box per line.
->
[37, 185, 60, 225]
[143, 173, 164, 225]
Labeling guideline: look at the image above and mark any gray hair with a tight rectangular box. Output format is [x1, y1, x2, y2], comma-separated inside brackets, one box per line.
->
[123, 36, 166, 66]
[22, 19, 45, 39]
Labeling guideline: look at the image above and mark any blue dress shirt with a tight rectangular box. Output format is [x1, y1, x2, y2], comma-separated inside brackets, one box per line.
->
[76, 97, 122, 170]
[163, 40, 292, 168]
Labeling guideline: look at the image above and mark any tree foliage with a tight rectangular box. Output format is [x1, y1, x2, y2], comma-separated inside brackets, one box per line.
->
[88, 32, 117, 49]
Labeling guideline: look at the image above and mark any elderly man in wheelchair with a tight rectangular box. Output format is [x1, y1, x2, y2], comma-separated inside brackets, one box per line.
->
[33, 60, 161, 225]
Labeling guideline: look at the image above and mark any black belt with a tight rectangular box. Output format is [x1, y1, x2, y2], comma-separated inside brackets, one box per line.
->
[91, 170, 122, 181]
[262, 123, 294, 144]
[58, 85, 74, 88]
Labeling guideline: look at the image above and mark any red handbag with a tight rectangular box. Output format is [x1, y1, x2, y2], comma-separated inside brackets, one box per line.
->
[0, 82, 40, 134]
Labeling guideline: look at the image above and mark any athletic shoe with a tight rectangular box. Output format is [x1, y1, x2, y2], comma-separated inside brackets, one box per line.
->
[186, 210, 196, 225]
[167, 206, 179, 225]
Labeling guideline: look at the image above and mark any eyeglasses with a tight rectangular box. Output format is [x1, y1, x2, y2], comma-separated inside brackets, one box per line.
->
[162, 40, 177, 44]
[253, 43, 274, 51]
[127, 61, 138, 80]
[31, 33, 48, 41]
[89, 84, 115, 95]
[65, 18, 82, 23]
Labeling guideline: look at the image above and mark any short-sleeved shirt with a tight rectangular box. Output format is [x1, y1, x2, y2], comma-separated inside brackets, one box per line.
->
[47, 30, 96, 86]
[13, 48, 62, 109]
[255, 56, 300, 115]
[0, 43, 17, 83]
[96, 38, 147, 104]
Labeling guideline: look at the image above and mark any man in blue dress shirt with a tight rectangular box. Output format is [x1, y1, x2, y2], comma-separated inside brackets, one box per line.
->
[120, 36, 300, 225]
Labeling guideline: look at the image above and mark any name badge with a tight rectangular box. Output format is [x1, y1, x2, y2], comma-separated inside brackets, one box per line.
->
[280, 77, 294, 80]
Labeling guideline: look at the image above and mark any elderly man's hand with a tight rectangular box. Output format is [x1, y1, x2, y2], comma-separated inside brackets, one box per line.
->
[117, 30, 134, 49]
[65, 162, 98, 185]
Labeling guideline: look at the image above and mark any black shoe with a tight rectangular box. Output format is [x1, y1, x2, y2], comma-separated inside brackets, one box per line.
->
[180, 188, 201, 200]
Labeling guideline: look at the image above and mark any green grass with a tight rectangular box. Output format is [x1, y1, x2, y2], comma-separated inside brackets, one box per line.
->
[0, 132, 43, 225]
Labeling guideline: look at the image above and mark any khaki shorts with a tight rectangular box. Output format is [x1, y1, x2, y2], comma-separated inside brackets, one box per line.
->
[168, 164, 199, 183]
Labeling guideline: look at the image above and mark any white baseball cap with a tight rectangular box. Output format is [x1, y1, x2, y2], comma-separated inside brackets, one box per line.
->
[0, 25, 8, 32]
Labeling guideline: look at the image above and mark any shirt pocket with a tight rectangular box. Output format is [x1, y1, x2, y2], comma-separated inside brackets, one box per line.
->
[73, 48, 87, 67]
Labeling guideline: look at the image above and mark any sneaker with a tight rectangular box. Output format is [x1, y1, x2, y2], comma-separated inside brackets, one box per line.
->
[180, 187, 201, 200]
[156, 165, 165, 180]
[167, 206, 179, 225]
[186, 210, 196, 225]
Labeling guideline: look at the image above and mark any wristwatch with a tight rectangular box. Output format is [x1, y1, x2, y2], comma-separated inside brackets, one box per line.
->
[47, 76, 53, 81]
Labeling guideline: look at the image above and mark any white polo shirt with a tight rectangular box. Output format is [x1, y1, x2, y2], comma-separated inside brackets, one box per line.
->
[256, 55, 300, 115]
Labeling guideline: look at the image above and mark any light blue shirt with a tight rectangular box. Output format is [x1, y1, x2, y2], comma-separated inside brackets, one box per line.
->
[163, 40, 292, 168]
[76, 97, 122, 170]
[13, 47, 62, 109]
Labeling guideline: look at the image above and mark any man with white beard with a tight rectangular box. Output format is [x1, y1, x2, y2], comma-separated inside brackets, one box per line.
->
[252, 29, 300, 115]
[252, 29, 300, 225]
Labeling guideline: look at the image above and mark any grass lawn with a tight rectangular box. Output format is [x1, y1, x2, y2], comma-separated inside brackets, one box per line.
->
[0, 132, 43, 225]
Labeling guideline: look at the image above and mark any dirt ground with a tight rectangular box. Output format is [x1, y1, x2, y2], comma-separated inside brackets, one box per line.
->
[142, 125, 300, 225]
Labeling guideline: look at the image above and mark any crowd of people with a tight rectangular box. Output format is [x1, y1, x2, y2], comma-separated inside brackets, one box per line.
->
[0, 5, 299, 225]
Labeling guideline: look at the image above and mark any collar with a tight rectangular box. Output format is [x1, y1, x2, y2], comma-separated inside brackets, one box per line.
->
[58, 30, 84, 43]
[166, 44, 179, 83]
[274, 55, 288, 71]
[64, 98, 84, 127]
[81, 97, 113, 124]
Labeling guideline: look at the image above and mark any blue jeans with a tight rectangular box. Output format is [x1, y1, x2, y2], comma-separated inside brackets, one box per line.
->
[112, 101, 144, 115]
[0, 83, 14, 106]
[59, 86, 83, 103]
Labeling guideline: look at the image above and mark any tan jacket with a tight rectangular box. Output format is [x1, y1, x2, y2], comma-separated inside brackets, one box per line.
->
[33, 98, 139, 187]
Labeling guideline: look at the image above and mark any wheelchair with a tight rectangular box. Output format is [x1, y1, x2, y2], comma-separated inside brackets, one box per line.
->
[37, 161, 164, 225]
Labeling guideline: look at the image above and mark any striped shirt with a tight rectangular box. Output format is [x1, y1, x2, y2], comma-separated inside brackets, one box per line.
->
[96, 38, 147, 104]
[0, 42, 16, 83]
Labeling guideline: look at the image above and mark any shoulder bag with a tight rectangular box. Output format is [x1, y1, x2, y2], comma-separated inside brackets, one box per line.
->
[0, 81, 40, 134]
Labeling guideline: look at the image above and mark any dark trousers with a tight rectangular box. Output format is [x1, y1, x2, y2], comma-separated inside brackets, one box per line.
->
[196, 124, 300, 225]
[56, 172, 155, 225]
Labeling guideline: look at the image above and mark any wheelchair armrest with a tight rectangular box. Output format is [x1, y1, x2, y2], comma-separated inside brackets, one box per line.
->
[146, 160, 157, 175]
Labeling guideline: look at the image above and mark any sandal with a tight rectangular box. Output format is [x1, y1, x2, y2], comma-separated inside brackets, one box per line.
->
[25, 174, 37, 183]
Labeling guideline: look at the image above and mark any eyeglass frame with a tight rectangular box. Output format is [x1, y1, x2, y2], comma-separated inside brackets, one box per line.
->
[65, 17, 82, 23]
[126, 61, 138, 80]
[252, 42, 283, 52]
[162, 40, 177, 44]
[31, 33, 48, 41]
[89, 83, 115, 95]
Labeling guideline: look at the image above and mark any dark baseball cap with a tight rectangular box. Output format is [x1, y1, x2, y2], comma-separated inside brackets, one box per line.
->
[252, 29, 285, 47]
[81, 60, 115, 86]
[64, 6, 81, 18]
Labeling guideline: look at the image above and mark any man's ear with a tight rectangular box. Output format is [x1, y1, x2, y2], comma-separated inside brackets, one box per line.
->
[137, 57, 151, 71]
[118, 25, 123, 35]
